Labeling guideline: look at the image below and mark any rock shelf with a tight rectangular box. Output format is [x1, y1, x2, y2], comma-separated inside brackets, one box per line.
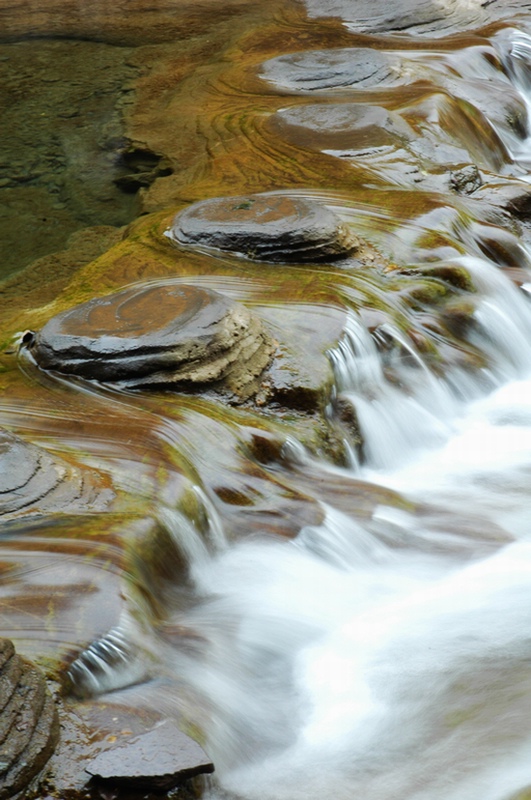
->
[260, 48, 402, 92]
[268, 103, 414, 152]
[0, 639, 59, 799]
[0, 428, 113, 518]
[167, 193, 358, 262]
[29, 283, 275, 400]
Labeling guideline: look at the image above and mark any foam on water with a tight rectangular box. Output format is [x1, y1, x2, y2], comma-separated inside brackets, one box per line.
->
[170, 262, 531, 799]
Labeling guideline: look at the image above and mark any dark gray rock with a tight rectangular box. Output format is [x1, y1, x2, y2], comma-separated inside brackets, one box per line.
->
[0, 639, 59, 799]
[29, 283, 274, 399]
[268, 103, 414, 153]
[86, 719, 214, 791]
[167, 193, 358, 262]
[450, 165, 483, 195]
[260, 48, 402, 92]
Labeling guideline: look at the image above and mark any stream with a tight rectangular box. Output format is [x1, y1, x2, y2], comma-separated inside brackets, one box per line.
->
[3, 1, 531, 798]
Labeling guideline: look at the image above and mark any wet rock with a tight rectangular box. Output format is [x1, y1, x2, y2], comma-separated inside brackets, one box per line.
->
[0, 638, 59, 799]
[449, 165, 483, 195]
[299, 0, 501, 36]
[29, 283, 274, 400]
[86, 719, 214, 791]
[268, 103, 414, 153]
[167, 193, 358, 262]
[0, 429, 114, 518]
[260, 48, 402, 92]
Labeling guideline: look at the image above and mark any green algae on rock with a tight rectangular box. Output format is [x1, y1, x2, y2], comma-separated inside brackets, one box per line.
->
[28, 283, 275, 400]
[166, 193, 359, 263]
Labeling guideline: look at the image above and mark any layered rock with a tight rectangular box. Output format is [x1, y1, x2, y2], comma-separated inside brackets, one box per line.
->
[298, 0, 515, 36]
[166, 193, 358, 262]
[0, 429, 113, 518]
[267, 104, 414, 152]
[28, 283, 274, 400]
[0, 639, 59, 799]
[260, 48, 403, 93]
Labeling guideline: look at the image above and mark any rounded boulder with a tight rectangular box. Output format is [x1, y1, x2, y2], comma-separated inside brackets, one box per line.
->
[29, 283, 274, 399]
[166, 193, 358, 262]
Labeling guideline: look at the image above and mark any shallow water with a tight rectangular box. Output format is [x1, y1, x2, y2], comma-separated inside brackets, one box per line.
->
[4, 1, 531, 798]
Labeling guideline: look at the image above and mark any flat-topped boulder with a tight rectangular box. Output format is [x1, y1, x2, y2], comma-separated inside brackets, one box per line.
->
[268, 103, 414, 152]
[260, 48, 402, 92]
[166, 193, 358, 262]
[86, 719, 214, 791]
[0, 638, 59, 799]
[29, 283, 274, 400]
[0, 429, 114, 518]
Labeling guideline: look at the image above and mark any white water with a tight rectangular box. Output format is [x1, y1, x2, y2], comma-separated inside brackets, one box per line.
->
[165, 243, 531, 800]
[148, 219, 531, 800]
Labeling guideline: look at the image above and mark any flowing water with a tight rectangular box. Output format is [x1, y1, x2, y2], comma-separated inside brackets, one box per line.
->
[4, 1, 531, 798]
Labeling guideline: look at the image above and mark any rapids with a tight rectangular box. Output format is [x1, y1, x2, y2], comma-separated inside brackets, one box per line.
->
[4, 1, 531, 798]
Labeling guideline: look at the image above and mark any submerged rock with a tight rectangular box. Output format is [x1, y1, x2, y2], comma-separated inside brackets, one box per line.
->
[0, 428, 114, 518]
[0, 639, 59, 799]
[268, 103, 414, 152]
[450, 165, 483, 195]
[167, 193, 358, 262]
[29, 283, 274, 399]
[260, 48, 402, 92]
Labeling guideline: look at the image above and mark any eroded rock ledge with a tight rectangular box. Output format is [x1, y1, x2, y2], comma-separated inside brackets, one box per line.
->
[0, 428, 114, 518]
[166, 193, 359, 262]
[28, 283, 275, 401]
[0, 639, 59, 799]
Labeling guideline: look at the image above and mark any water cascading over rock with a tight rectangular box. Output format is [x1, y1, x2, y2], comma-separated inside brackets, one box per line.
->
[28, 283, 274, 400]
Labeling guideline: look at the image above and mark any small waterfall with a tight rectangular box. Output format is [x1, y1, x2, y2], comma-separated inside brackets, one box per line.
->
[328, 316, 456, 469]
[328, 251, 531, 472]
[173, 232, 531, 800]
[9, 8, 531, 800]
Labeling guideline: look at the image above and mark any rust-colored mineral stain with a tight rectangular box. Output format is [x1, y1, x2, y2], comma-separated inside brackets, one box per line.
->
[57, 285, 209, 339]
[195, 194, 303, 225]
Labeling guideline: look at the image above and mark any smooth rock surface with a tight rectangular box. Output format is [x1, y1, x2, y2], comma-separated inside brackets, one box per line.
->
[299, 0, 522, 35]
[0, 429, 114, 518]
[167, 193, 358, 262]
[268, 103, 415, 152]
[86, 719, 214, 790]
[260, 48, 403, 92]
[0, 638, 59, 799]
[29, 283, 274, 399]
